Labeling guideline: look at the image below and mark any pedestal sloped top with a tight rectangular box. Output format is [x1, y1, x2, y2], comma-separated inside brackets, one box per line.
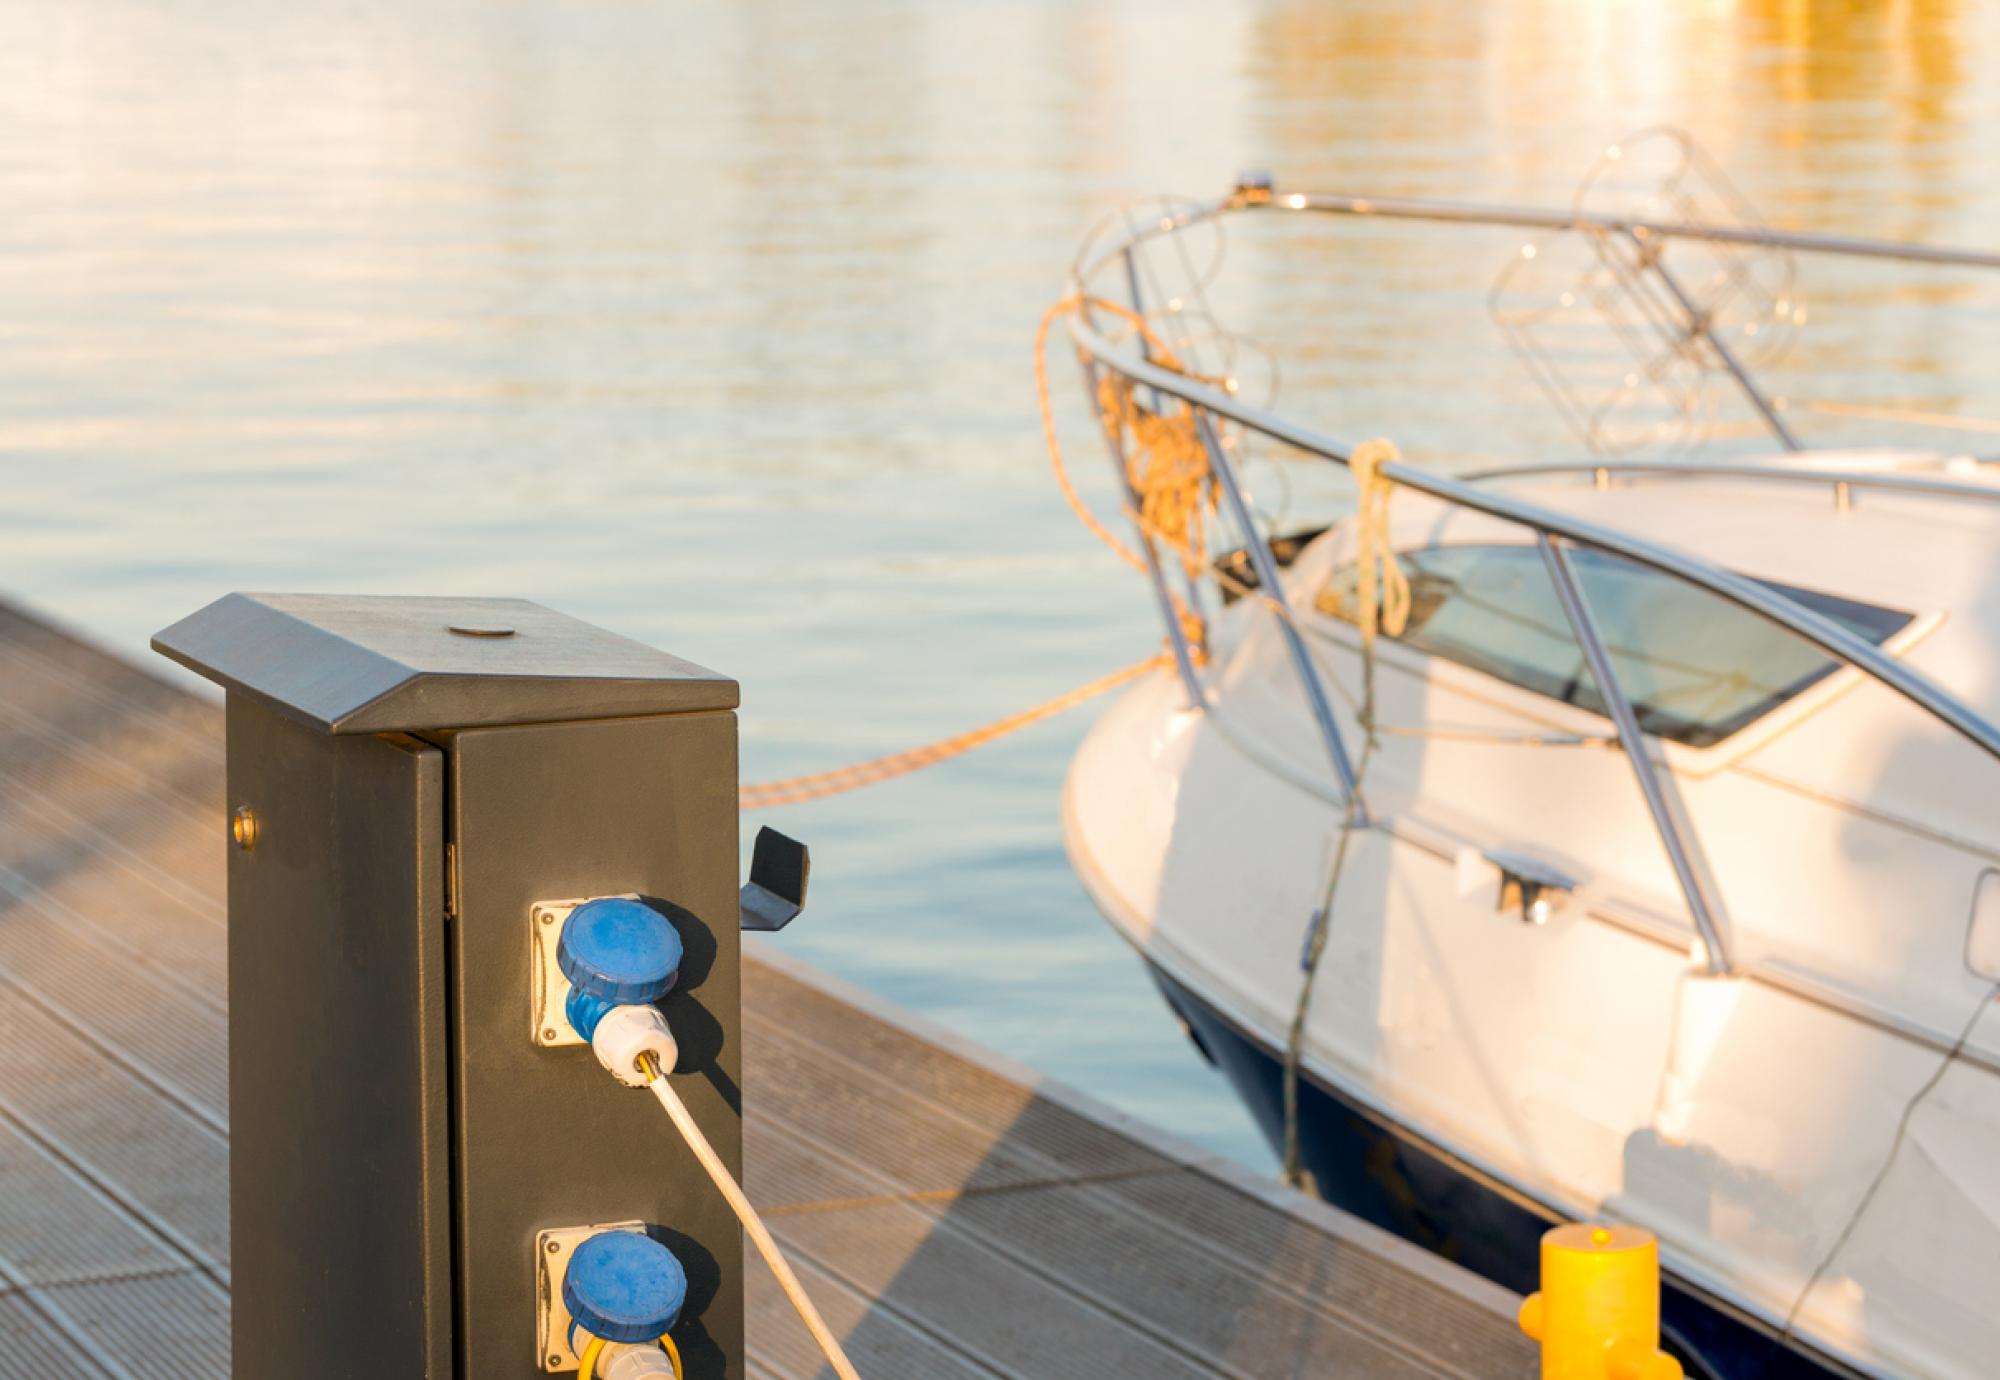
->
[152, 592, 738, 734]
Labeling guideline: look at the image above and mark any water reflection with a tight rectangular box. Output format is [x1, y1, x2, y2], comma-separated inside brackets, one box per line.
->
[0, 0, 1995, 1166]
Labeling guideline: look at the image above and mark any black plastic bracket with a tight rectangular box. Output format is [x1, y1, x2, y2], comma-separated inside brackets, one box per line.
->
[740, 826, 809, 932]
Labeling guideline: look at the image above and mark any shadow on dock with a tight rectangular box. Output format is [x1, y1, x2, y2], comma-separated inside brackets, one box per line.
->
[0, 598, 1534, 1378]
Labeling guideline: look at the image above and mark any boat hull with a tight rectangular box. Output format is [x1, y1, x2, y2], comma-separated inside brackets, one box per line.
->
[1144, 961, 1856, 1380]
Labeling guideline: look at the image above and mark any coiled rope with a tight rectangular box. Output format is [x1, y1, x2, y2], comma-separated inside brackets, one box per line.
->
[1034, 294, 1222, 586]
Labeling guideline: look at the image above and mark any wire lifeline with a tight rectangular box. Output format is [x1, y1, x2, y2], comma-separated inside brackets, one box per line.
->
[637, 1052, 864, 1380]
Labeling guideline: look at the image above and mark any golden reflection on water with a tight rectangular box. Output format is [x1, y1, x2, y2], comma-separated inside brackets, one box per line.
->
[1230, 0, 1998, 467]
[0, 0, 1996, 1163]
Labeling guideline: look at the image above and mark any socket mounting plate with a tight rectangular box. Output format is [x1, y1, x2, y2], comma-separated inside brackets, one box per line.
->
[530, 894, 639, 1048]
[535, 1220, 649, 1371]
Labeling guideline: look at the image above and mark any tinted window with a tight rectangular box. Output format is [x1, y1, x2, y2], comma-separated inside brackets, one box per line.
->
[1315, 545, 1913, 747]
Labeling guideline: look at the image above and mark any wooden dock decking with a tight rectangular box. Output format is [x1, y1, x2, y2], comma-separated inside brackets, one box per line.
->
[0, 599, 1538, 1379]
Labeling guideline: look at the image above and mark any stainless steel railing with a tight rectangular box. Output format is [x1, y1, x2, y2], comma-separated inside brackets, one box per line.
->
[1064, 182, 2000, 975]
[1075, 184, 2000, 281]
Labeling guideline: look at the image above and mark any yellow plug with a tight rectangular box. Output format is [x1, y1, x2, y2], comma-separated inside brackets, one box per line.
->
[1517, 1223, 1683, 1380]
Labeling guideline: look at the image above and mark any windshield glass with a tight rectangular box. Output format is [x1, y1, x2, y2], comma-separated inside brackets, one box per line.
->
[1314, 544, 1913, 747]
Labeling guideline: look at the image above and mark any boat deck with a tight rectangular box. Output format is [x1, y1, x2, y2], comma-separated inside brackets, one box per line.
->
[0, 598, 1537, 1378]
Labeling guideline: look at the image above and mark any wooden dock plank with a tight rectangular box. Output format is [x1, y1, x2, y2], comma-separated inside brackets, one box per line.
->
[27, 1272, 228, 1380]
[0, 1294, 90, 1379]
[0, 599, 1537, 1378]
[746, 1253, 998, 1380]
[0, 986, 230, 1274]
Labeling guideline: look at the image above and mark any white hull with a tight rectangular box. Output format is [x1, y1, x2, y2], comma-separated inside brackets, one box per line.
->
[1064, 473, 2000, 1380]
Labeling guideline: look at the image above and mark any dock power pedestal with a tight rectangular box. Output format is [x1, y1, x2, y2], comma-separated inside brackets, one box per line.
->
[156, 593, 745, 1379]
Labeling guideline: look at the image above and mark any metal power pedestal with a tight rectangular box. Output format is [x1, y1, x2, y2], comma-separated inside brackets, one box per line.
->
[155, 593, 744, 1379]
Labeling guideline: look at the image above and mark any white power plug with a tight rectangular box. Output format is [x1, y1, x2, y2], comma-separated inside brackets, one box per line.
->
[601, 1344, 678, 1379]
[590, 1002, 678, 1088]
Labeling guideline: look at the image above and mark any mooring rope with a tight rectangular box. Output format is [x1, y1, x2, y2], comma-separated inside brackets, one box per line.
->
[734, 296, 1224, 812]
[737, 653, 1172, 810]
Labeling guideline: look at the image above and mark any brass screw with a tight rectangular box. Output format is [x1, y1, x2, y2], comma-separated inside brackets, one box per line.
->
[231, 806, 259, 851]
[546, 1240, 561, 1254]
[542, 1028, 559, 1042]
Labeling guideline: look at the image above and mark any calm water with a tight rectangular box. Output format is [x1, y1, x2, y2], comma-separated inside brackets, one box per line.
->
[5, 0, 1999, 1167]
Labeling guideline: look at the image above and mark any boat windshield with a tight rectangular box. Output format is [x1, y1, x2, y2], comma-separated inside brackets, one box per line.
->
[1314, 543, 1914, 747]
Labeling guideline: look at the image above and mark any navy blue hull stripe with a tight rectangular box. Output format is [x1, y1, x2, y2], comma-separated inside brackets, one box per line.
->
[1144, 963, 1861, 1380]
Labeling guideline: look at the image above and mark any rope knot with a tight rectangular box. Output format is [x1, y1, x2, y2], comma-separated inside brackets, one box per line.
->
[1348, 437, 1410, 647]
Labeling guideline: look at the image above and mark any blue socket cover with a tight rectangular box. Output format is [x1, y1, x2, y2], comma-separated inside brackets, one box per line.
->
[563, 1231, 687, 1344]
[559, 897, 683, 1006]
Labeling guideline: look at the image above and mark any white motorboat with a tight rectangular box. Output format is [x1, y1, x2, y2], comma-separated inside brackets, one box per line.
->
[1054, 146, 2000, 1380]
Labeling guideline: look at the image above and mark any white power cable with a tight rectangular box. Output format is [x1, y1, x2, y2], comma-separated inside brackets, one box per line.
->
[637, 1052, 863, 1380]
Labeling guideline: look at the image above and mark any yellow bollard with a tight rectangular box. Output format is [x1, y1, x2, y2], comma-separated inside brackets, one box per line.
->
[1517, 1223, 1683, 1380]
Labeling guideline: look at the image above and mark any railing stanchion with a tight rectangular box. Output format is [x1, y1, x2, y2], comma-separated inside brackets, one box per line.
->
[1538, 536, 1731, 974]
[1193, 409, 1366, 816]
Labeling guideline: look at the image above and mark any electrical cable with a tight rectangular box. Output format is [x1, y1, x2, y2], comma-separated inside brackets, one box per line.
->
[637, 1051, 862, 1380]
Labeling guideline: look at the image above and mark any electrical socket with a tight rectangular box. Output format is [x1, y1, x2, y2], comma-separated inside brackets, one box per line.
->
[535, 1220, 649, 1371]
[529, 894, 639, 1049]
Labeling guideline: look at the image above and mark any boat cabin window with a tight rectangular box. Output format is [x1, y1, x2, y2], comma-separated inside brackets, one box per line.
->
[1314, 544, 1913, 747]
